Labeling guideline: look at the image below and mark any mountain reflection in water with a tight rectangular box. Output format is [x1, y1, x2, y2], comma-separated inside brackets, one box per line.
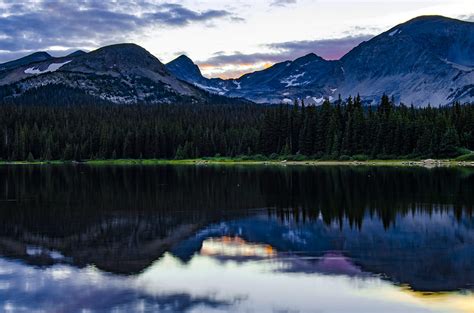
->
[0, 164, 473, 312]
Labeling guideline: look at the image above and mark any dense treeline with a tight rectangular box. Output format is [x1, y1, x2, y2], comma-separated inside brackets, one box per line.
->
[0, 103, 263, 161]
[0, 91, 473, 161]
[260, 95, 474, 160]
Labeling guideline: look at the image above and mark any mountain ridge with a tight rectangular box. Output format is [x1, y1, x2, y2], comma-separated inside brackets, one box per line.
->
[0, 15, 472, 106]
[166, 15, 474, 106]
[0, 43, 244, 105]
[0, 51, 53, 72]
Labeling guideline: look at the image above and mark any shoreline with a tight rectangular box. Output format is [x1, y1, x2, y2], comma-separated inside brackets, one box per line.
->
[1, 158, 474, 167]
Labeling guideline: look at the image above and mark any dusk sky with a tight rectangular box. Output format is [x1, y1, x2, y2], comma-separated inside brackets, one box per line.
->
[0, 0, 473, 78]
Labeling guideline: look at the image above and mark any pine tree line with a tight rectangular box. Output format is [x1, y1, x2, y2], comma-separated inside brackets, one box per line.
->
[0, 103, 263, 161]
[0, 92, 473, 161]
[260, 95, 474, 159]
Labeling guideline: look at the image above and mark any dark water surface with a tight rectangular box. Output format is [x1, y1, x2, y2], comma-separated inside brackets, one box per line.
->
[0, 165, 473, 313]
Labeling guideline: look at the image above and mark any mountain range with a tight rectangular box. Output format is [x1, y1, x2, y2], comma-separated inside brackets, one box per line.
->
[0, 44, 234, 105]
[166, 15, 474, 106]
[0, 15, 472, 106]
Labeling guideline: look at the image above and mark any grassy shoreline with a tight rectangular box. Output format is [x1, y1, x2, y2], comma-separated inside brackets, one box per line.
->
[1, 158, 474, 167]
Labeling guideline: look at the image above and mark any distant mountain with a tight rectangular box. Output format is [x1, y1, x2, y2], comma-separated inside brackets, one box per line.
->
[167, 55, 209, 86]
[166, 15, 474, 106]
[66, 50, 87, 57]
[229, 53, 343, 104]
[0, 44, 236, 105]
[340, 15, 474, 106]
[0, 51, 53, 72]
[1, 15, 472, 106]
[167, 52, 343, 104]
[166, 54, 233, 94]
[0, 53, 76, 86]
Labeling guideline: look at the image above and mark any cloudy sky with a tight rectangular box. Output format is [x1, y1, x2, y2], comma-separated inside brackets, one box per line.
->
[0, 0, 472, 78]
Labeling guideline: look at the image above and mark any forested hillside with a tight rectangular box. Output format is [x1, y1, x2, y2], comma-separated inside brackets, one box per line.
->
[0, 89, 473, 161]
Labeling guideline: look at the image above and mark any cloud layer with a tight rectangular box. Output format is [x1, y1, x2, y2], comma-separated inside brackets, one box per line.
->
[198, 35, 373, 78]
[267, 35, 374, 60]
[1, 1, 471, 79]
[270, 0, 297, 7]
[0, 0, 239, 62]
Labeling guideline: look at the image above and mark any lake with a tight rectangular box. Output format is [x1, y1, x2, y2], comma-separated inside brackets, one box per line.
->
[0, 164, 473, 313]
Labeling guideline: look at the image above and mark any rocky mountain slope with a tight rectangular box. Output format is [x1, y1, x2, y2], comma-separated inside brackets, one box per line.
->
[340, 15, 474, 106]
[0, 15, 472, 106]
[0, 44, 225, 104]
[166, 15, 474, 106]
[0, 51, 53, 72]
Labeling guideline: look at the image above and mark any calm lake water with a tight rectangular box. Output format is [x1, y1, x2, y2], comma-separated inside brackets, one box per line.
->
[0, 165, 473, 313]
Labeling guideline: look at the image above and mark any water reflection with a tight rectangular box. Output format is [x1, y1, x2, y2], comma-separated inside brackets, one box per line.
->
[0, 165, 473, 312]
[200, 237, 276, 258]
[0, 258, 233, 312]
[1, 246, 473, 313]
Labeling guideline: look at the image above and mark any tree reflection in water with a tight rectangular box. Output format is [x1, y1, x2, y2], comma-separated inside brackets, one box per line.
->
[0, 165, 473, 312]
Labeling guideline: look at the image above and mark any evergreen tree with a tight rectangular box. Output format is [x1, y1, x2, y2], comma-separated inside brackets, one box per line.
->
[0, 92, 471, 161]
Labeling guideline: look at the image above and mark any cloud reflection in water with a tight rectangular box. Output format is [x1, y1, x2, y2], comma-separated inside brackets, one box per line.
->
[0, 236, 474, 313]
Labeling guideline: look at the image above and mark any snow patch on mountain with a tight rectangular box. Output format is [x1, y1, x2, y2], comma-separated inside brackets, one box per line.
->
[281, 72, 306, 87]
[24, 60, 71, 74]
[313, 97, 324, 104]
[389, 29, 399, 36]
[194, 83, 223, 94]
